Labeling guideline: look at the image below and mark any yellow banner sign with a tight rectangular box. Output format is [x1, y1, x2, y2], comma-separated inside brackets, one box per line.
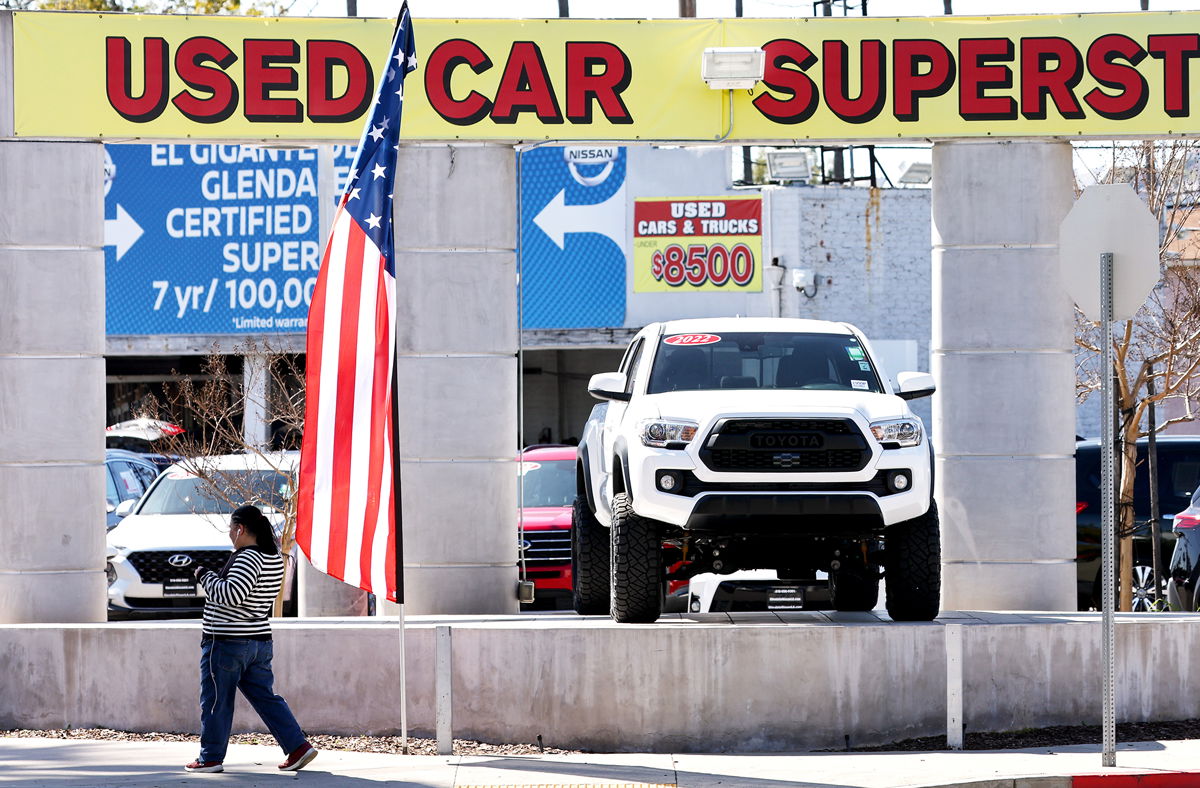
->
[11, 11, 1200, 141]
[633, 197, 763, 293]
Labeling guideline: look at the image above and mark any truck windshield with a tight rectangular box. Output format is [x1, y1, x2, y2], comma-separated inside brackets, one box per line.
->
[646, 332, 884, 394]
[520, 460, 576, 508]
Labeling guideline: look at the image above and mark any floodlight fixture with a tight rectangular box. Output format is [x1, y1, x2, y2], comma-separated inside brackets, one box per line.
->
[766, 149, 813, 182]
[702, 47, 765, 90]
[898, 161, 933, 185]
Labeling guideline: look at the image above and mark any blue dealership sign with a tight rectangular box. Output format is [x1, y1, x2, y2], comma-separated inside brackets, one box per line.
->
[104, 144, 321, 336]
[520, 146, 627, 329]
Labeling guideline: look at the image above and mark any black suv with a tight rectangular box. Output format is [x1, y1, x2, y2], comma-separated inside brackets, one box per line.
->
[1076, 436, 1200, 610]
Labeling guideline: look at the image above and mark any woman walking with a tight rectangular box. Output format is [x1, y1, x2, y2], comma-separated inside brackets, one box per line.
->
[184, 504, 318, 774]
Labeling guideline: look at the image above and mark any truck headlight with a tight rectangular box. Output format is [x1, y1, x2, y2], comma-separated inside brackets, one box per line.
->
[640, 419, 699, 449]
[870, 419, 922, 448]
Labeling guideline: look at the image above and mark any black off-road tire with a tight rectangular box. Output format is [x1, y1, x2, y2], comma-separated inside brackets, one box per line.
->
[571, 495, 610, 615]
[885, 502, 941, 622]
[831, 565, 879, 612]
[609, 493, 662, 623]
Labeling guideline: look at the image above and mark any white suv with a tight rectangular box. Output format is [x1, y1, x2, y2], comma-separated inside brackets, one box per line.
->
[573, 318, 939, 623]
[105, 453, 297, 618]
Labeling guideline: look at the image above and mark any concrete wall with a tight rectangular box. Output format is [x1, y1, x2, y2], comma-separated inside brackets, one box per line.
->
[932, 141, 1078, 612]
[0, 139, 108, 623]
[2, 613, 1196, 752]
[392, 145, 519, 615]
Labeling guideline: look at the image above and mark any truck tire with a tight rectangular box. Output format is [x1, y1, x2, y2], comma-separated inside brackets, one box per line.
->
[609, 493, 662, 623]
[831, 565, 879, 612]
[571, 495, 610, 615]
[885, 502, 941, 622]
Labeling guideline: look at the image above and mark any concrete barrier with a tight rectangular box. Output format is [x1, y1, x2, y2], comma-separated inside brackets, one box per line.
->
[2, 611, 1198, 753]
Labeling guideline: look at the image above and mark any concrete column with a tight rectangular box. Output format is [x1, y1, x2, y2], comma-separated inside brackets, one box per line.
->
[0, 140, 107, 623]
[388, 144, 519, 615]
[242, 353, 270, 450]
[932, 140, 1077, 611]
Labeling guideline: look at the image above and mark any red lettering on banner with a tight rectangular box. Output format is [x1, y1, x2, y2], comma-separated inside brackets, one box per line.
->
[959, 38, 1017, 121]
[1020, 37, 1085, 120]
[491, 42, 563, 124]
[822, 40, 886, 123]
[1084, 35, 1148, 120]
[243, 39, 302, 123]
[106, 35, 374, 126]
[753, 39, 819, 124]
[892, 39, 955, 122]
[172, 37, 239, 124]
[423, 39, 632, 126]
[423, 39, 494, 125]
[635, 200, 761, 237]
[306, 40, 374, 123]
[565, 42, 633, 124]
[106, 36, 170, 122]
[1147, 34, 1200, 117]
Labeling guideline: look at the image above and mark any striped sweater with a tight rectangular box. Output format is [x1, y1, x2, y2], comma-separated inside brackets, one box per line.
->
[198, 546, 285, 638]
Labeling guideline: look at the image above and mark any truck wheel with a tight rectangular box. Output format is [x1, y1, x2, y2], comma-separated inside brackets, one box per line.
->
[831, 565, 879, 612]
[609, 493, 662, 623]
[885, 502, 941, 622]
[571, 495, 610, 615]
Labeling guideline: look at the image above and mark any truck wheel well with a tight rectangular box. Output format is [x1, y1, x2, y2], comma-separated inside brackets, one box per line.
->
[612, 456, 627, 496]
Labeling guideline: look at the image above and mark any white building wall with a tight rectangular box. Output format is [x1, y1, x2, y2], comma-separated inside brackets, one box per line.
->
[767, 186, 934, 427]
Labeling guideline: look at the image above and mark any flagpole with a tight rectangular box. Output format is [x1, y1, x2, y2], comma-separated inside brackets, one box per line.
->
[391, 0, 411, 756]
[392, 355, 407, 754]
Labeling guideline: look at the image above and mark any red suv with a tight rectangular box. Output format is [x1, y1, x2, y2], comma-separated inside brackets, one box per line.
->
[519, 445, 579, 608]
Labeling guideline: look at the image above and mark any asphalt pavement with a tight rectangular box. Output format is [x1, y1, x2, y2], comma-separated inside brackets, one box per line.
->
[4, 735, 1200, 788]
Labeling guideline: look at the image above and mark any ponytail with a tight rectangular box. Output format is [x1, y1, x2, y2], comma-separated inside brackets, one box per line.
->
[231, 504, 279, 555]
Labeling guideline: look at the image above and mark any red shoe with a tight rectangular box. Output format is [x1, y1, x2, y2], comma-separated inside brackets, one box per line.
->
[184, 760, 223, 773]
[278, 742, 318, 772]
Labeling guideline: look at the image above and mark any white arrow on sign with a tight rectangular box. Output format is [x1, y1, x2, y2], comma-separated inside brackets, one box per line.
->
[533, 183, 626, 251]
[104, 204, 144, 261]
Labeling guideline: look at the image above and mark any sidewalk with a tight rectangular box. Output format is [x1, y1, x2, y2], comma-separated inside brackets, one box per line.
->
[3, 736, 1200, 788]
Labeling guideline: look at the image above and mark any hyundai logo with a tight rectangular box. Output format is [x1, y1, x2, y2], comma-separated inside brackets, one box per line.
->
[167, 554, 194, 568]
[519, 540, 532, 552]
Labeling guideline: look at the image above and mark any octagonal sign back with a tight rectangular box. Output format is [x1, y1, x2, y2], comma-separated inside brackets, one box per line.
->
[1059, 183, 1160, 322]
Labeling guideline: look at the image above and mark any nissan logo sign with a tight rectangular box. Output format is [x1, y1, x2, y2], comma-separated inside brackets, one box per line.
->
[167, 554, 194, 568]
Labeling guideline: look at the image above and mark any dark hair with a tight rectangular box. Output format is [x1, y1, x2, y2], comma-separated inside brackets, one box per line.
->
[231, 504, 279, 555]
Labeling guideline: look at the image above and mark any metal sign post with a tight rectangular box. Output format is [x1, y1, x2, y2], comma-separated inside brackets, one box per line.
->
[1099, 252, 1116, 768]
[1060, 185, 1161, 770]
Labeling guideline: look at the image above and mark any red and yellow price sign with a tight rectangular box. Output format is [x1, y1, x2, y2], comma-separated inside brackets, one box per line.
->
[633, 196, 762, 293]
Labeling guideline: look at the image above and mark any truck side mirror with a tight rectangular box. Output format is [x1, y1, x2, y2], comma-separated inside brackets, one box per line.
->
[896, 371, 936, 401]
[588, 372, 631, 402]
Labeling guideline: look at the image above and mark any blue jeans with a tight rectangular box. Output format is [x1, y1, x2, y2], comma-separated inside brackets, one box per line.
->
[199, 638, 306, 763]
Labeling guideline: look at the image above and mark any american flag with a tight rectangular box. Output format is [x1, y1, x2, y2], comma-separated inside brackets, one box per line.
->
[296, 7, 417, 604]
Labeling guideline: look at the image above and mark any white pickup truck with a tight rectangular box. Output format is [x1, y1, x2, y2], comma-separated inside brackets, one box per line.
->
[572, 317, 939, 623]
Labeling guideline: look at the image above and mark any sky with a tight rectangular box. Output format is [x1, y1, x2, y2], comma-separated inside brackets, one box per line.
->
[289, 0, 1200, 185]
[299, 0, 1200, 20]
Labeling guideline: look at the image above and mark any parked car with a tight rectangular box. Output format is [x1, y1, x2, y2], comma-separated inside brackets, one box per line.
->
[1167, 488, 1200, 611]
[106, 453, 298, 619]
[1076, 436, 1200, 611]
[105, 449, 162, 530]
[519, 445, 578, 609]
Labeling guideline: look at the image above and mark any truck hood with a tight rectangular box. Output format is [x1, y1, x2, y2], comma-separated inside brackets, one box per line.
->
[106, 512, 232, 554]
[520, 506, 573, 530]
[637, 389, 913, 424]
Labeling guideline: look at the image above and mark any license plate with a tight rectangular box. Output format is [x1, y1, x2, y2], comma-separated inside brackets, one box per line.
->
[766, 585, 805, 610]
[163, 576, 197, 598]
